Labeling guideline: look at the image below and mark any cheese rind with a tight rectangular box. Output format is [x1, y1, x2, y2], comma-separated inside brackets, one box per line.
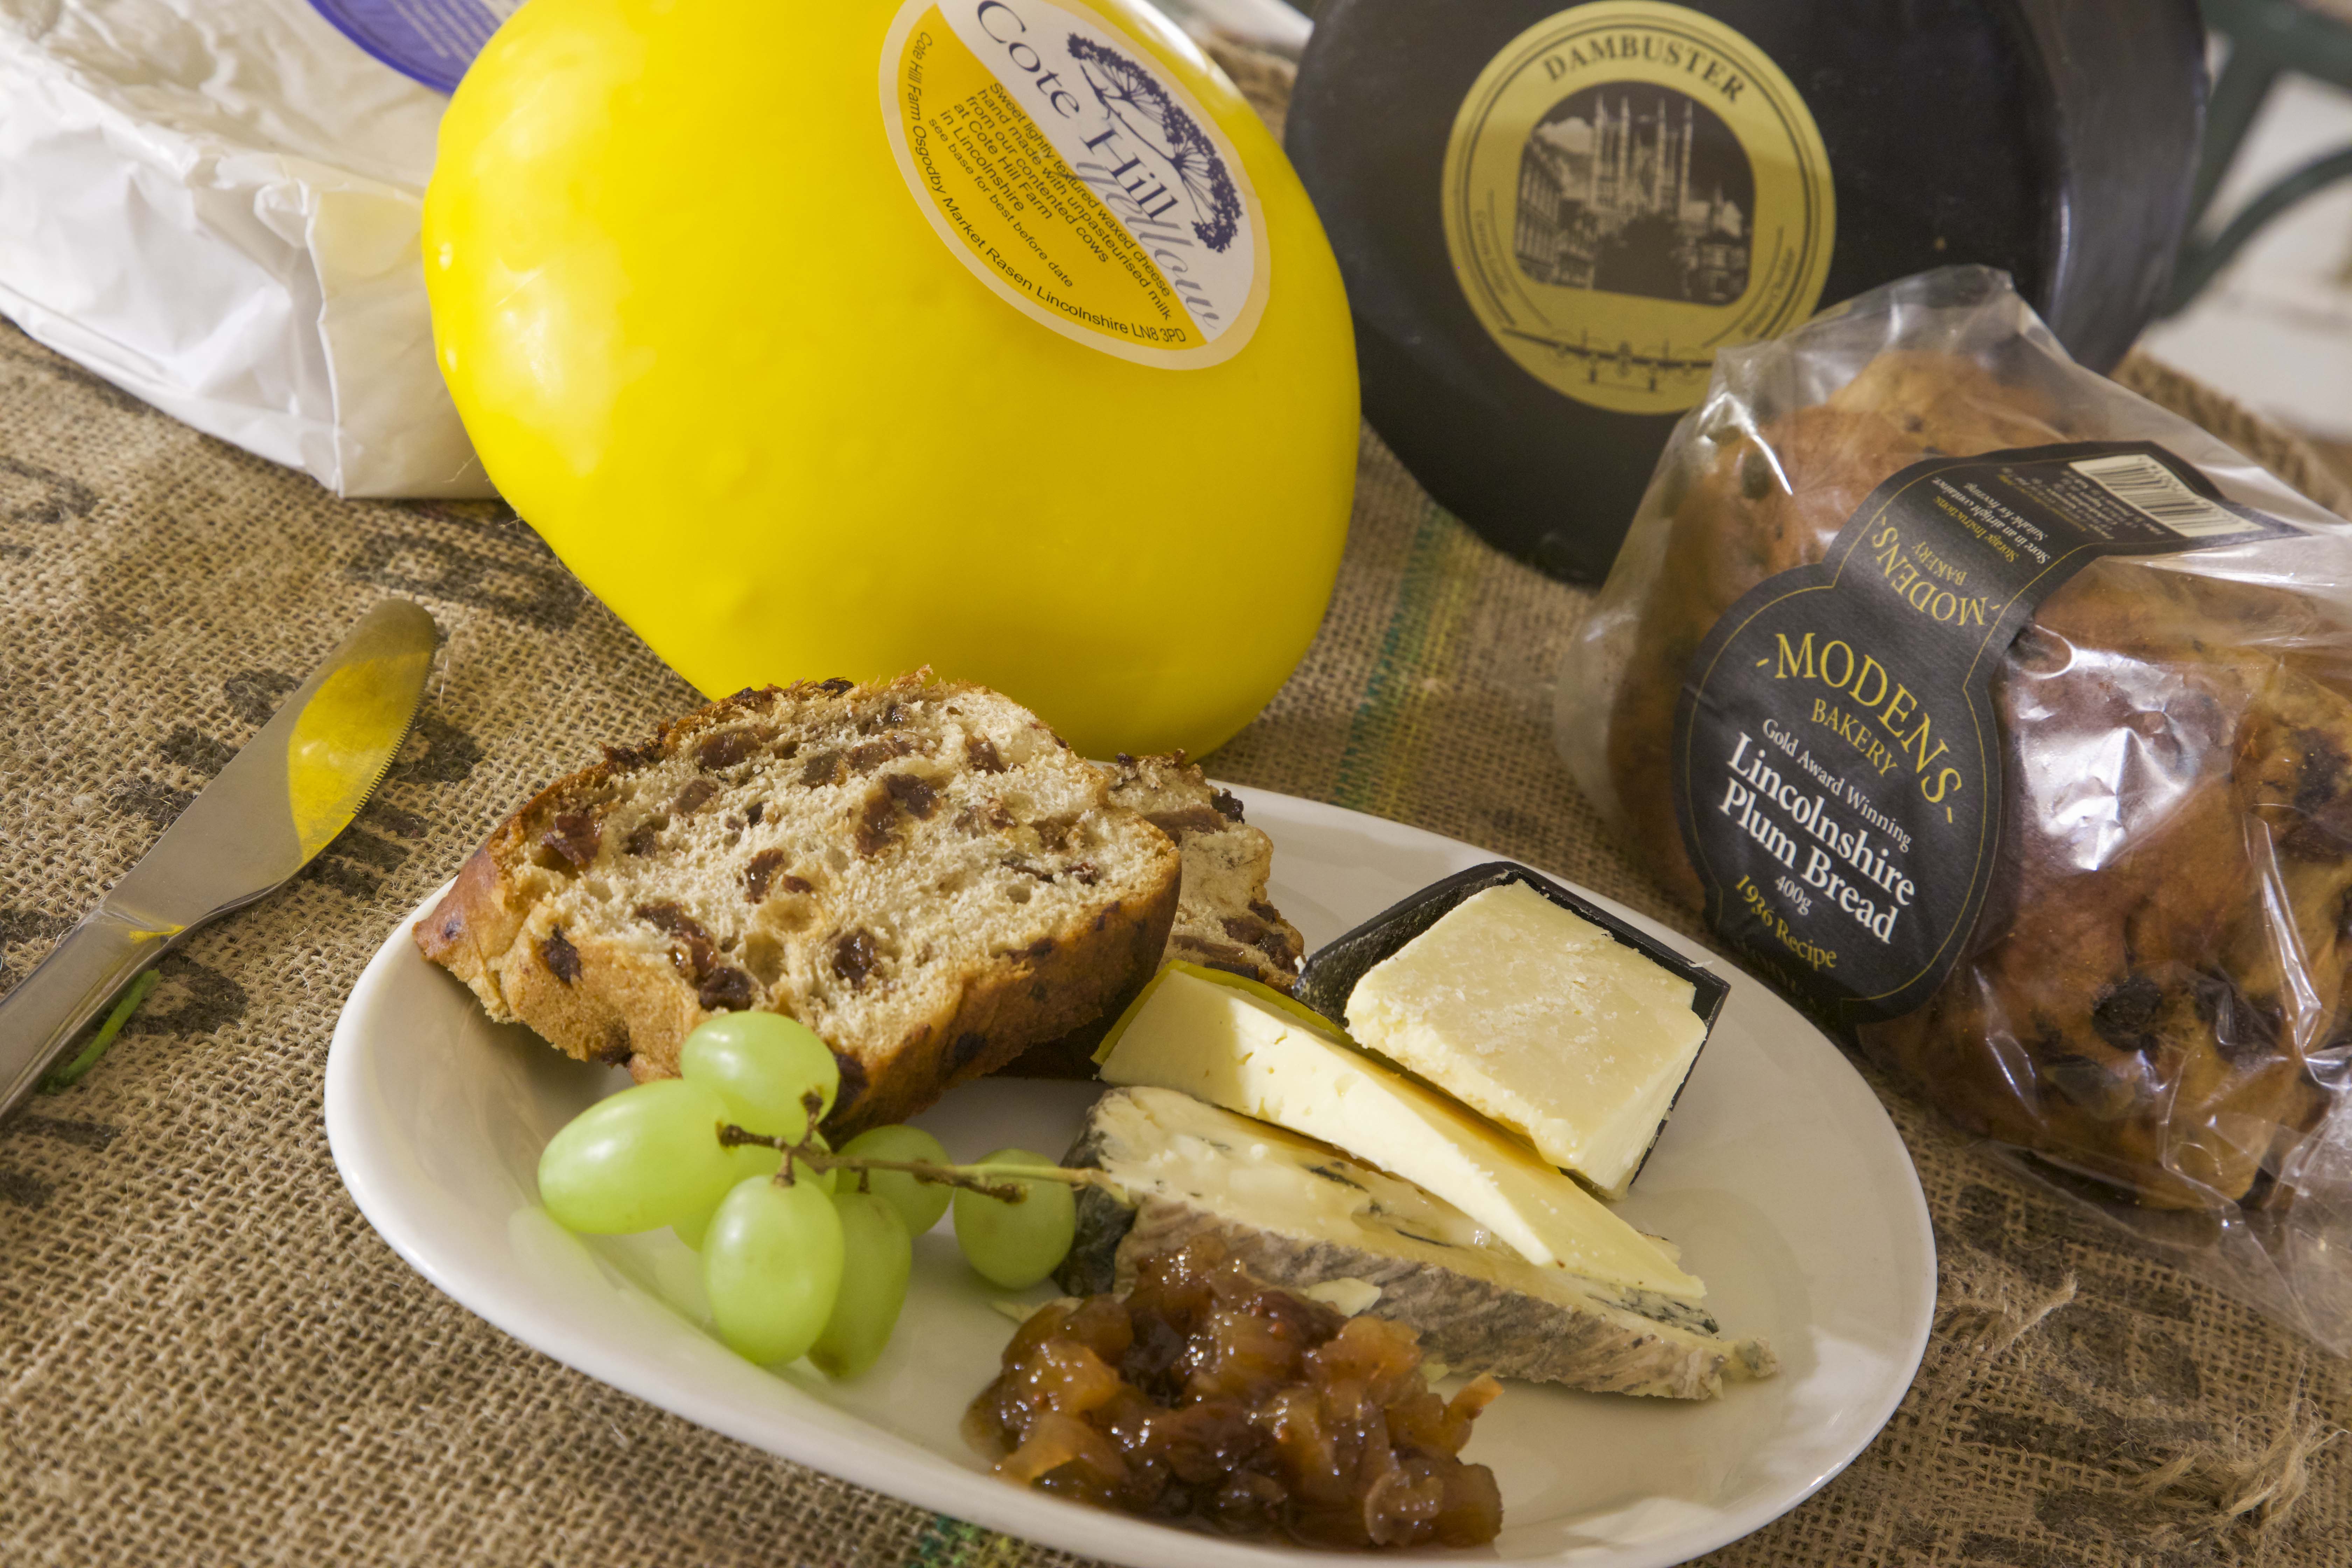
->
[1094, 965, 1703, 1298]
[1345, 883, 1709, 1197]
[1058, 1087, 1774, 1398]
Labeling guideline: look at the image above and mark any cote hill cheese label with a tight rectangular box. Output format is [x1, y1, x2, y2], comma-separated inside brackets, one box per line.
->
[1441, 1, 1833, 416]
[1671, 443, 2297, 1026]
[881, 0, 1268, 367]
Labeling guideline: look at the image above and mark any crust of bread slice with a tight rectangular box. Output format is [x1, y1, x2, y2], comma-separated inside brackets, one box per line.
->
[415, 674, 1180, 1131]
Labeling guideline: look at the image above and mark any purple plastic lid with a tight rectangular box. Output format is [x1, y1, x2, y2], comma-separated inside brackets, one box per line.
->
[309, 0, 515, 93]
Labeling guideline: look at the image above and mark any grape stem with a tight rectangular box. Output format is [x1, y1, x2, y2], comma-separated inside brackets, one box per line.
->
[718, 1108, 1120, 1205]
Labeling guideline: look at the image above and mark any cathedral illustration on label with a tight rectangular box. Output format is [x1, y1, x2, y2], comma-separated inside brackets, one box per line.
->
[1437, 3, 1833, 419]
[1512, 86, 1752, 306]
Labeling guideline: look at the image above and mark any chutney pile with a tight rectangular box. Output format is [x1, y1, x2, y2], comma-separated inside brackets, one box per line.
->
[967, 1241, 1504, 1547]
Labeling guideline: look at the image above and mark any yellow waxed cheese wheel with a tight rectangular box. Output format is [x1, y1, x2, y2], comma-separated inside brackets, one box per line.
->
[423, 0, 1359, 759]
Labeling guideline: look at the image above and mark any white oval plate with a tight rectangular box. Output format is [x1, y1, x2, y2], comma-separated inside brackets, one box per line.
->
[326, 788, 1934, 1567]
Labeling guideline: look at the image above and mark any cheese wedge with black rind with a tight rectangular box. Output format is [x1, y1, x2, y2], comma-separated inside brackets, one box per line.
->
[1058, 1087, 1776, 1399]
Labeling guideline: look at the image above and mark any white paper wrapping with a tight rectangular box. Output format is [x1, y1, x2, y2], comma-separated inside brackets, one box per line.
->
[0, 0, 490, 497]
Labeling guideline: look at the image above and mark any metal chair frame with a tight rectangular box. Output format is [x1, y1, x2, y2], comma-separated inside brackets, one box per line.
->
[2166, 0, 2352, 312]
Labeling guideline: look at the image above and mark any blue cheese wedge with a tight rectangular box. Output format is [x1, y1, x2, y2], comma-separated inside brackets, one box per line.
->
[1057, 1087, 1775, 1399]
[1094, 964, 1702, 1298]
[1345, 883, 1709, 1198]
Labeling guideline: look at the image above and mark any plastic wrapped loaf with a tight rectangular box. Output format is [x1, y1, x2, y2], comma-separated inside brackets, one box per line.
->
[1558, 267, 2352, 1348]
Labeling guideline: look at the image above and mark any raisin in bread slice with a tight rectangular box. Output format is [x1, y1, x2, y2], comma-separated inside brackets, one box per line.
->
[1005, 750, 1304, 1077]
[415, 674, 1180, 1131]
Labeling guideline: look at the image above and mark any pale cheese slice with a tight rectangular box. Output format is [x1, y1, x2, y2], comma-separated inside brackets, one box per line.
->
[1346, 883, 1708, 1198]
[1095, 965, 1703, 1299]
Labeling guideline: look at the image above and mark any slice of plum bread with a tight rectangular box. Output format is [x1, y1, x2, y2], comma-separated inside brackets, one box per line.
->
[1108, 751, 1304, 989]
[415, 673, 1181, 1132]
[1002, 751, 1306, 1077]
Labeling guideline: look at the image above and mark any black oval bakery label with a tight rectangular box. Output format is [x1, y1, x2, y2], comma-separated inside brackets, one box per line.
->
[1671, 441, 2299, 1025]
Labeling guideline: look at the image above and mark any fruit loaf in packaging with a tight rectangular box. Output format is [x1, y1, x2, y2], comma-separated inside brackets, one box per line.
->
[1557, 265, 2352, 1349]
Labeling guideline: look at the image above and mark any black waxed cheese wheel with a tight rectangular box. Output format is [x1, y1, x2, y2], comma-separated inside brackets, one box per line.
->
[1285, 0, 2205, 582]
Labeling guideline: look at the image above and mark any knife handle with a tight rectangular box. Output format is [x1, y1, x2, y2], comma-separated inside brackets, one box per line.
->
[0, 906, 177, 1119]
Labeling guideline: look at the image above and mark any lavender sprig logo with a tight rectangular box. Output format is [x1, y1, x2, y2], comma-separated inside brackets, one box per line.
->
[1065, 34, 1243, 253]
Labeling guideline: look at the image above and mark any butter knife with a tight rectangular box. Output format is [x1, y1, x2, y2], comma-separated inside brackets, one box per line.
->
[0, 598, 439, 1117]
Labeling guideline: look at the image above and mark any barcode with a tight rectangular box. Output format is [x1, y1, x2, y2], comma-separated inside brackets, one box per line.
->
[2068, 453, 2259, 538]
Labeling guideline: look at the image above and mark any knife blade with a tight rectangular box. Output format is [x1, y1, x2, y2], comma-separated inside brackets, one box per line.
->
[0, 598, 439, 1116]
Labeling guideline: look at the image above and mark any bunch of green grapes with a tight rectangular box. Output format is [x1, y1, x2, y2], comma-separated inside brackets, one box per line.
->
[534, 1013, 1076, 1376]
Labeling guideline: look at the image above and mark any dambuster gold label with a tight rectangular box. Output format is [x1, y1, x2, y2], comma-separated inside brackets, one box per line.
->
[1441, 1, 1834, 415]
